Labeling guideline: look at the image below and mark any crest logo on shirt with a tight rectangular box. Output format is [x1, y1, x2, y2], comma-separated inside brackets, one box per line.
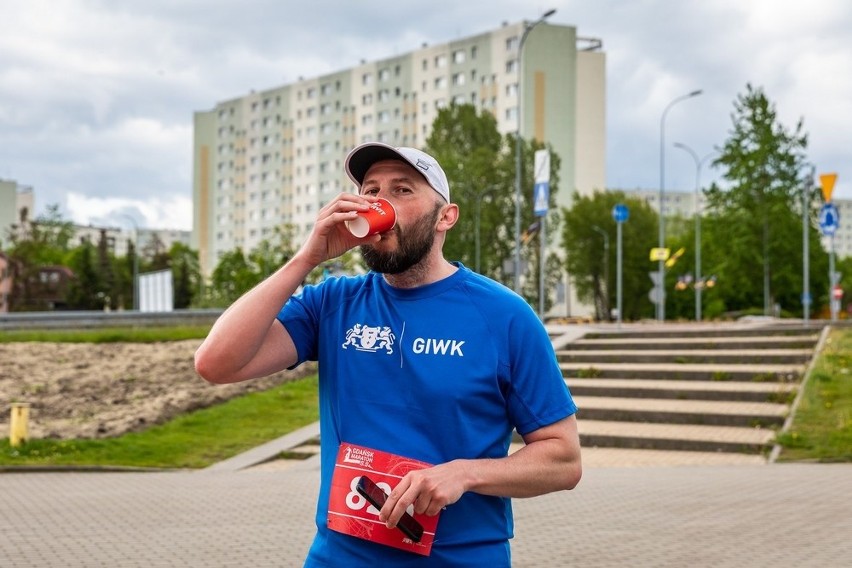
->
[343, 323, 395, 354]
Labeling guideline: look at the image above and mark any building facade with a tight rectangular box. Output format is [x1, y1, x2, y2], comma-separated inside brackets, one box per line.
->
[71, 225, 190, 258]
[192, 20, 606, 278]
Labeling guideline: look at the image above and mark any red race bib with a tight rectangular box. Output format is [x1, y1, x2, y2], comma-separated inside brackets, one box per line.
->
[327, 443, 441, 556]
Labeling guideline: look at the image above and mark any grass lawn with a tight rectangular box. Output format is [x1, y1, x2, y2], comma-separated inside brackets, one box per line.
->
[1, 375, 319, 469]
[0, 326, 212, 343]
[775, 327, 852, 462]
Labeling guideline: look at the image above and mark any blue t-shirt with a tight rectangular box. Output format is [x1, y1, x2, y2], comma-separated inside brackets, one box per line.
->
[277, 263, 576, 567]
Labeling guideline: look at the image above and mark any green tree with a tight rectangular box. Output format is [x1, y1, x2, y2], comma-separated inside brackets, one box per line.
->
[204, 225, 299, 306]
[208, 248, 256, 305]
[5, 204, 75, 310]
[143, 233, 170, 272]
[66, 241, 105, 309]
[425, 103, 563, 308]
[425, 103, 508, 276]
[704, 84, 821, 316]
[562, 191, 658, 321]
[96, 229, 117, 309]
[169, 242, 201, 309]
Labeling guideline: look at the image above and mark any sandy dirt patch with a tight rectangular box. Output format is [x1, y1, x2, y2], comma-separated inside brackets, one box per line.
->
[0, 341, 314, 440]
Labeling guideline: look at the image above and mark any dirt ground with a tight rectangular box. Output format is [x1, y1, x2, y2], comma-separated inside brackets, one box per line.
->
[0, 341, 314, 440]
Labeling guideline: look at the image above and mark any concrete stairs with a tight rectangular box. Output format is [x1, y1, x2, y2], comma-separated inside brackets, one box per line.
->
[554, 323, 824, 459]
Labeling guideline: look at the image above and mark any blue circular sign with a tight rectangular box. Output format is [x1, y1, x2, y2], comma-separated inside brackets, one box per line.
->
[612, 203, 629, 223]
[819, 203, 840, 236]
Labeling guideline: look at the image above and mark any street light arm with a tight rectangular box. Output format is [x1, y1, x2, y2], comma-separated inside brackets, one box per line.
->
[657, 89, 703, 321]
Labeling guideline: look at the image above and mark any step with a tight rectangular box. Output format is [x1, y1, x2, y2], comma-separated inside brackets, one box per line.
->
[577, 446, 767, 467]
[566, 377, 796, 403]
[560, 362, 803, 381]
[573, 396, 787, 428]
[556, 348, 813, 365]
[577, 419, 775, 453]
[581, 326, 823, 340]
[565, 336, 819, 351]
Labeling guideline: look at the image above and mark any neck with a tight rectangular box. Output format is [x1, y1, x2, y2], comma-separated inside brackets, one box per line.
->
[383, 256, 457, 289]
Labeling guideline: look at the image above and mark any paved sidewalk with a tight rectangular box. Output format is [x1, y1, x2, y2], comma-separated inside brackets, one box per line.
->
[2, 460, 850, 567]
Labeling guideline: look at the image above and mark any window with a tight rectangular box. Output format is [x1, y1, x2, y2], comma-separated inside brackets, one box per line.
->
[362, 72, 373, 86]
[453, 49, 466, 64]
[452, 73, 466, 86]
[506, 60, 518, 74]
[434, 54, 447, 68]
[434, 76, 447, 89]
[506, 36, 519, 51]
[362, 93, 373, 105]
[379, 68, 390, 81]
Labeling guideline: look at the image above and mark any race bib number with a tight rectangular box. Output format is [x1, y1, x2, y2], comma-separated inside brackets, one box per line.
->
[327, 443, 441, 556]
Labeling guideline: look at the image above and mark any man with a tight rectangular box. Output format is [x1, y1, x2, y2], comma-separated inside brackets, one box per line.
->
[195, 142, 582, 567]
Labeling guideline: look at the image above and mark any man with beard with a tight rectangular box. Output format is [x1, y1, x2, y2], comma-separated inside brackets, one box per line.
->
[195, 142, 582, 567]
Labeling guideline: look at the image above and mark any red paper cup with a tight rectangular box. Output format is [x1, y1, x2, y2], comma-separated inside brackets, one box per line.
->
[346, 198, 397, 238]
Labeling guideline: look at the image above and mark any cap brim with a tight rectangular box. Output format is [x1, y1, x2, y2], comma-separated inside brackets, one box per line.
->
[345, 143, 410, 187]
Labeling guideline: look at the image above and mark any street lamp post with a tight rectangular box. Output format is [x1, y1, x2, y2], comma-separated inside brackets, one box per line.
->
[513, 8, 556, 293]
[673, 142, 716, 321]
[803, 165, 815, 326]
[591, 225, 610, 320]
[657, 89, 702, 321]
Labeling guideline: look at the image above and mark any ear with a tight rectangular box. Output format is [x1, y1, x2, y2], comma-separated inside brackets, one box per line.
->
[436, 203, 459, 233]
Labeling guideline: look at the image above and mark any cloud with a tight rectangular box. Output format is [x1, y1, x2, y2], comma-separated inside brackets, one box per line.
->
[66, 192, 192, 231]
[2, 0, 852, 232]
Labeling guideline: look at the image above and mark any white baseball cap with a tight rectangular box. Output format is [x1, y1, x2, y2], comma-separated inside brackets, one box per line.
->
[345, 142, 450, 202]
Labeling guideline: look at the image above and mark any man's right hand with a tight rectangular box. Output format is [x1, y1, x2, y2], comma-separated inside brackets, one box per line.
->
[296, 193, 381, 268]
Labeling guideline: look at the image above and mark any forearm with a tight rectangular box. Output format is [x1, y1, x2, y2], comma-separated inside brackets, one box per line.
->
[194, 252, 315, 383]
[460, 437, 582, 498]
[381, 417, 582, 527]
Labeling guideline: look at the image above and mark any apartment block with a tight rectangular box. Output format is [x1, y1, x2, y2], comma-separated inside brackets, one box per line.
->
[192, 20, 606, 276]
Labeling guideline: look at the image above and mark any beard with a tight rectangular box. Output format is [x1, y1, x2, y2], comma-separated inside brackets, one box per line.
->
[360, 203, 442, 275]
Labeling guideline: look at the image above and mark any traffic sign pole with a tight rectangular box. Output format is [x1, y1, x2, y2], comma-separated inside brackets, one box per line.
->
[612, 204, 628, 327]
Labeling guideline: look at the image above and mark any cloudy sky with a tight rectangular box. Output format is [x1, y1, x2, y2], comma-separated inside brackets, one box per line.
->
[2, 0, 850, 231]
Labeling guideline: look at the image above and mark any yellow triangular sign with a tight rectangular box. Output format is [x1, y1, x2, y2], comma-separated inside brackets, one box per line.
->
[820, 173, 838, 202]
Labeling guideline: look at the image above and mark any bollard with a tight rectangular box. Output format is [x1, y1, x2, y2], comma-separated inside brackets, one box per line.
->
[10, 402, 31, 447]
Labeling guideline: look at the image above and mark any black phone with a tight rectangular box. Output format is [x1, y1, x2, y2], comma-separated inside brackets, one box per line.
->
[356, 475, 424, 543]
